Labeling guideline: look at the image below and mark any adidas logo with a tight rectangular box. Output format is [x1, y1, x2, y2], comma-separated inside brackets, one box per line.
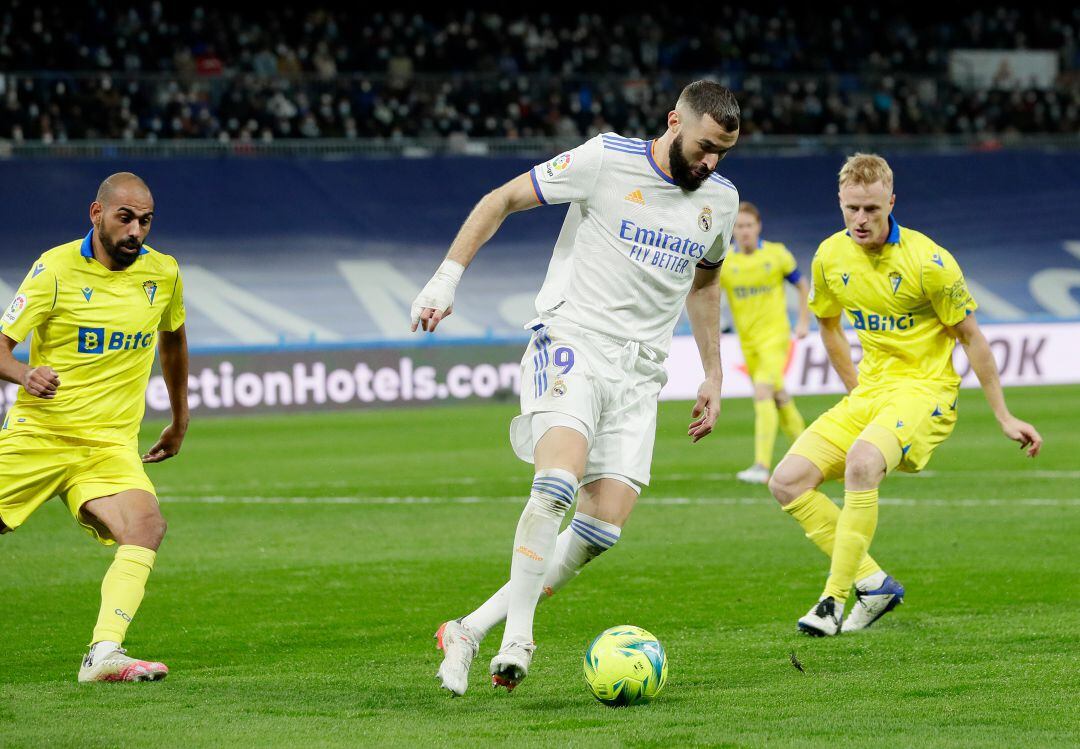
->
[624, 189, 645, 205]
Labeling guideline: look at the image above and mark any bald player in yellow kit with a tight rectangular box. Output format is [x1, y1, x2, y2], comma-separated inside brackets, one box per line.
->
[720, 202, 810, 484]
[0, 173, 189, 680]
[767, 154, 1043, 636]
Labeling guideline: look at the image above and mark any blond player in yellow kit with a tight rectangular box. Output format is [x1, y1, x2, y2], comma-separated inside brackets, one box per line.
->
[720, 202, 810, 484]
[767, 154, 1043, 636]
[0, 172, 189, 680]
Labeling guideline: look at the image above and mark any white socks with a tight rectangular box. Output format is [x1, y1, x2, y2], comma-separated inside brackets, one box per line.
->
[86, 640, 120, 667]
[463, 511, 621, 642]
[500, 469, 579, 648]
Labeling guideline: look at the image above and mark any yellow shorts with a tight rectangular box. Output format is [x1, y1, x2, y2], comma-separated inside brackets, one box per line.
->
[0, 430, 156, 544]
[741, 337, 791, 390]
[789, 382, 959, 480]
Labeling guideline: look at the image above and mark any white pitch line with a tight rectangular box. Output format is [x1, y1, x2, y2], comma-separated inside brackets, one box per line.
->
[160, 495, 1080, 508]
[662, 470, 1080, 481]
[153, 468, 1080, 496]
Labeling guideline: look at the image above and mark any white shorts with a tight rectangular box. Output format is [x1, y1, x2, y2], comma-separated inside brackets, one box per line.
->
[509, 320, 668, 489]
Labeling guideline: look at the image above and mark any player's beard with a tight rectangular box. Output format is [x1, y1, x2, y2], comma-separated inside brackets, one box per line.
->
[98, 227, 142, 268]
[668, 134, 711, 192]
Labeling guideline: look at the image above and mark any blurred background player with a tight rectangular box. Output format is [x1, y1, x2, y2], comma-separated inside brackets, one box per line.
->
[767, 154, 1043, 636]
[719, 201, 810, 484]
[413, 81, 740, 694]
[0, 172, 189, 681]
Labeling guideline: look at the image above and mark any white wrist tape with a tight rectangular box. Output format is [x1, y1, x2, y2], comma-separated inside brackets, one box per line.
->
[411, 259, 465, 329]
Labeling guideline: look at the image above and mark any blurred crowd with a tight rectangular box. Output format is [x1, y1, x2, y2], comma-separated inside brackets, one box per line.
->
[1, 2, 1078, 142]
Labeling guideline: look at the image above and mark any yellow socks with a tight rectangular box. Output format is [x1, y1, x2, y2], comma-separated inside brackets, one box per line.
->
[783, 489, 881, 582]
[777, 400, 806, 440]
[91, 544, 157, 646]
[753, 398, 779, 468]
[824, 489, 879, 603]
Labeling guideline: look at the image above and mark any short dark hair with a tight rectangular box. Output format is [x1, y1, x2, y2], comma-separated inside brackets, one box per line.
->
[677, 80, 740, 132]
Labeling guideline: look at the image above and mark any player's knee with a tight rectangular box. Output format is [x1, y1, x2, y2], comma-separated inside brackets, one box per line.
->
[753, 382, 774, 401]
[844, 449, 885, 488]
[153, 514, 168, 544]
[529, 468, 579, 517]
[768, 467, 803, 506]
[118, 508, 167, 549]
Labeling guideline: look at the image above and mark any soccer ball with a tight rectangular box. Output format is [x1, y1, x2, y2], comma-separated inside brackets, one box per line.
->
[583, 625, 668, 706]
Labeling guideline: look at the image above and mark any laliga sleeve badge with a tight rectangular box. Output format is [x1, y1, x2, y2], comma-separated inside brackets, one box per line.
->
[552, 378, 567, 397]
[3, 294, 27, 325]
[544, 152, 573, 178]
[698, 206, 713, 232]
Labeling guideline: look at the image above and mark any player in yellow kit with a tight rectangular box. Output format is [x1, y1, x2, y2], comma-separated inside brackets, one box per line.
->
[767, 154, 1043, 636]
[0, 172, 189, 680]
[720, 202, 810, 484]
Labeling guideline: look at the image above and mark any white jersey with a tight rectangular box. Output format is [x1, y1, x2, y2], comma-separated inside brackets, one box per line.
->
[529, 132, 738, 356]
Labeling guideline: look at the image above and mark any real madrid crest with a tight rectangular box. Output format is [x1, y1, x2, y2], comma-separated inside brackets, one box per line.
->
[552, 378, 567, 397]
[698, 206, 712, 232]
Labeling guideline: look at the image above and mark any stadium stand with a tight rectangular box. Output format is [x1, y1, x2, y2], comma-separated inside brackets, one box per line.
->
[1, 4, 1077, 141]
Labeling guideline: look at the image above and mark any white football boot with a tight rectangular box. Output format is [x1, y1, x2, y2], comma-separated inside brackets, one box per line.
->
[78, 647, 168, 682]
[736, 464, 771, 484]
[797, 596, 844, 636]
[434, 619, 480, 696]
[490, 641, 536, 692]
[842, 575, 905, 633]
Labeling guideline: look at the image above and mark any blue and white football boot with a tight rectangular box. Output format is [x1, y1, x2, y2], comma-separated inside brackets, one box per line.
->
[841, 575, 905, 633]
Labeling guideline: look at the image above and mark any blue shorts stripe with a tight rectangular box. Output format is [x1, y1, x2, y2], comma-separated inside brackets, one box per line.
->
[533, 328, 551, 397]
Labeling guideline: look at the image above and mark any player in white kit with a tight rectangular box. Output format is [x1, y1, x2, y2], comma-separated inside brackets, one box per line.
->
[412, 81, 741, 695]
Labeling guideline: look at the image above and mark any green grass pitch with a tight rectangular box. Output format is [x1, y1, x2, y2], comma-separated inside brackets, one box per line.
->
[2, 385, 1078, 747]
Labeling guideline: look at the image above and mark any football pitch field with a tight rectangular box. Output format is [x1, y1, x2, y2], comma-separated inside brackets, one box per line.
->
[2, 385, 1078, 748]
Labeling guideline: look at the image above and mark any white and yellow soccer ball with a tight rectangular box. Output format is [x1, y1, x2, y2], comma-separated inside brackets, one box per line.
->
[583, 625, 668, 706]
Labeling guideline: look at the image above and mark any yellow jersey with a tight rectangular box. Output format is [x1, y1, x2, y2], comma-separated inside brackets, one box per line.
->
[808, 217, 977, 389]
[1, 230, 185, 445]
[720, 239, 800, 343]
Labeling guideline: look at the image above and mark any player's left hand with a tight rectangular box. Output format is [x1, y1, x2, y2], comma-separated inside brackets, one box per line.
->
[688, 378, 722, 443]
[143, 422, 187, 463]
[794, 319, 810, 339]
[1000, 416, 1043, 458]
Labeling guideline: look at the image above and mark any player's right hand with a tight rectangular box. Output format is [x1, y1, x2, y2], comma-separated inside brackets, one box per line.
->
[1000, 415, 1043, 458]
[410, 259, 466, 334]
[23, 365, 60, 398]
